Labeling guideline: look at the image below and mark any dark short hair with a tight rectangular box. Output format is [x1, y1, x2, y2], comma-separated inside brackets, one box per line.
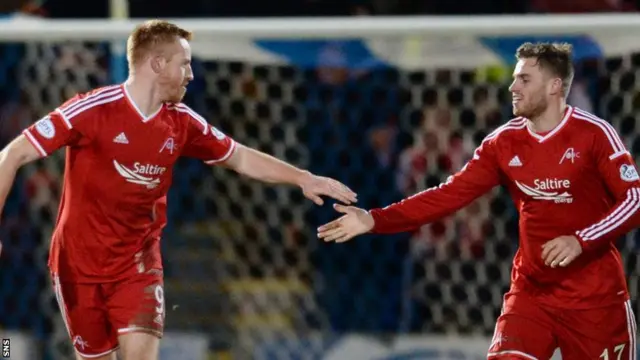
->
[516, 42, 574, 96]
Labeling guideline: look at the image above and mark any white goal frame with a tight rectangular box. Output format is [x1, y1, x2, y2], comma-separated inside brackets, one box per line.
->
[2, 14, 640, 41]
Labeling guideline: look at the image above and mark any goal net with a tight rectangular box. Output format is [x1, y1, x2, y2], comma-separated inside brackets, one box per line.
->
[1, 14, 639, 360]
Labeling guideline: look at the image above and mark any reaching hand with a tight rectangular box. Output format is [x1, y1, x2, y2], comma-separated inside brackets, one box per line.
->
[541, 235, 583, 268]
[299, 173, 357, 206]
[317, 203, 374, 243]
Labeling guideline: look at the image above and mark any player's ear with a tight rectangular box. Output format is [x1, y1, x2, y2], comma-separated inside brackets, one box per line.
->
[549, 78, 563, 96]
[150, 56, 165, 74]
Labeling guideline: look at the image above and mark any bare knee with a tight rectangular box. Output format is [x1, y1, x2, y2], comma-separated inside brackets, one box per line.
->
[118, 332, 160, 360]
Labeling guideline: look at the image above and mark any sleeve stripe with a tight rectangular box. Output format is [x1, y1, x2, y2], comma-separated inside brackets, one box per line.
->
[204, 140, 237, 165]
[573, 113, 622, 153]
[54, 109, 72, 130]
[573, 108, 625, 154]
[484, 118, 527, 142]
[471, 120, 526, 162]
[577, 187, 640, 240]
[578, 187, 637, 238]
[578, 187, 639, 240]
[174, 104, 209, 135]
[58, 86, 120, 113]
[64, 94, 124, 121]
[22, 129, 48, 157]
[610, 150, 630, 160]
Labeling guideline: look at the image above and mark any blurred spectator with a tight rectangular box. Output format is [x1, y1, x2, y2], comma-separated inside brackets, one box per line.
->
[369, 121, 398, 169]
[0, 90, 32, 148]
[25, 162, 59, 220]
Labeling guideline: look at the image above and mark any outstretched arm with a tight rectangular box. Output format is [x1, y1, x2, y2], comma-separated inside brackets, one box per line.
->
[178, 105, 357, 206]
[318, 136, 503, 241]
[222, 144, 308, 185]
[370, 151, 500, 233]
[222, 144, 357, 205]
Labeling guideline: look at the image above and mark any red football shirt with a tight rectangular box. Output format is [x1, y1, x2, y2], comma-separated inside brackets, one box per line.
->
[370, 106, 640, 309]
[23, 84, 236, 283]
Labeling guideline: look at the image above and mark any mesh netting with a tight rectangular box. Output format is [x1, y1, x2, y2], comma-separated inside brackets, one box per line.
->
[0, 40, 639, 359]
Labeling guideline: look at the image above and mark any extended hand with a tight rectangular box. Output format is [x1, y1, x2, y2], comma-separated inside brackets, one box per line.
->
[541, 235, 582, 268]
[299, 173, 357, 206]
[317, 204, 374, 242]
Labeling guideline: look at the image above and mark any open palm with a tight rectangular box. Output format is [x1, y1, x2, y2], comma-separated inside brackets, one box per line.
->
[317, 204, 374, 242]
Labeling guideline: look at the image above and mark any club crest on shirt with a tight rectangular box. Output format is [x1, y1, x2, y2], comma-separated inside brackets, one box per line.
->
[620, 164, 639, 182]
[35, 116, 55, 139]
[559, 147, 579, 164]
[159, 137, 177, 154]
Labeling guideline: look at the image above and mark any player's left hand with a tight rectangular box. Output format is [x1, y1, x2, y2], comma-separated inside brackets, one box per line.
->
[299, 172, 357, 206]
[541, 235, 583, 268]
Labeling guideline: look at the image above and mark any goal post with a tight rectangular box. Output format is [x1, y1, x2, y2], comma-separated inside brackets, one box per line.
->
[108, 0, 129, 84]
[0, 13, 638, 359]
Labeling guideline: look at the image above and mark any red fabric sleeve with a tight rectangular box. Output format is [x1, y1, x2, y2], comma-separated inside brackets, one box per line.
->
[23, 110, 81, 157]
[370, 137, 502, 234]
[176, 104, 237, 164]
[22, 87, 121, 156]
[575, 123, 640, 253]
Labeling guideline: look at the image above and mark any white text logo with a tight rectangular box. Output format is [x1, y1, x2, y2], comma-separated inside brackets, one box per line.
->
[113, 160, 165, 189]
[559, 148, 580, 164]
[515, 178, 573, 203]
[159, 137, 177, 154]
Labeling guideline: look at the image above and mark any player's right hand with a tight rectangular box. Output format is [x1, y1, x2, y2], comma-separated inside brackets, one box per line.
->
[299, 172, 357, 206]
[317, 203, 374, 242]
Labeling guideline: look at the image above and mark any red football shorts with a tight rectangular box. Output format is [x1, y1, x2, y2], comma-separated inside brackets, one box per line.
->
[488, 293, 637, 360]
[51, 272, 165, 358]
